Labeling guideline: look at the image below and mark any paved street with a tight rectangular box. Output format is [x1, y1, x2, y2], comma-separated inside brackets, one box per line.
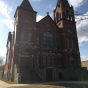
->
[0, 80, 88, 88]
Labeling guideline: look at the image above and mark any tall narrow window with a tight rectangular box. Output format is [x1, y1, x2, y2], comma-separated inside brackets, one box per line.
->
[28, 30, 32, 43]
[57, 39, 60, 49]
[47, 55, 50, 65]
[58, 55, 61, 66]
[68, 28, 71, 32]
[43, 54, 46, 65]
[52, 55, 55, 65]
[44, 31, 53, 48]
[72, 38, 74, 48]
[36, 35, 39, 47]
[66, 10, 69, 20]
[36, 54, 40, 65]
[67, 38, 70, 48]
[21, 29, 25, 41]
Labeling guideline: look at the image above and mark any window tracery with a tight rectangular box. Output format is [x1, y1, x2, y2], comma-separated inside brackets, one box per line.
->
[44, 31, 53, 48]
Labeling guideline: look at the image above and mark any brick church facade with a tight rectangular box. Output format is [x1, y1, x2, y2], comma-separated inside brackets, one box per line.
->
[3, 0, 83, 83]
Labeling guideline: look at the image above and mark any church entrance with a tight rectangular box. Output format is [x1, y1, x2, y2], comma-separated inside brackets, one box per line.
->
[46, 70, 53, 81]
[20, 57, 30, 68]
[19, 51, 31, 83]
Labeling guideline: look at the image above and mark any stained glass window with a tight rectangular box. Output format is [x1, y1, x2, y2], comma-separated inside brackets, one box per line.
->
[21, 29, 25, 41]
[58, 55, 61, 65]
[67, 38, 70, 48]
[52, 55, 55, 65]
[44, 32, 53, 48]
[28, 30, 32, 43]
[36, 54, 39, 65]
[36, 35, 39, 47]
[47, 55, 50, 65]
[43, 54, 46, 65]
[72, 38, 74, 48]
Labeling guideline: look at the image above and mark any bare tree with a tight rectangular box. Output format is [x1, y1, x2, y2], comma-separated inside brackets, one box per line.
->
[0, 56, 4, 67]
[73, 0, 88, 44]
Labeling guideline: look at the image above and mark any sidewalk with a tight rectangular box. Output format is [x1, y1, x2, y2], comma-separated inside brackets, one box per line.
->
[0, 80, 11, 88]
[0, 80, 88, 88]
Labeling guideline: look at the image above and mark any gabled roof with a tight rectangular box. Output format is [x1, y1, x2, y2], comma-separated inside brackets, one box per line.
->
[37, 15, 60, 30]
[20, 0, 34, 12]
[14, 0, 37, 17]
[57, 0, 69, 7]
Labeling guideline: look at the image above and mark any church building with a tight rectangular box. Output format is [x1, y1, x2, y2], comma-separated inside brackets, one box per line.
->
[3, 0, 82, 83]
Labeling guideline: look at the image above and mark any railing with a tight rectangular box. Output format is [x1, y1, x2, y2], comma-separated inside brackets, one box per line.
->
[35, 68, 42, 79]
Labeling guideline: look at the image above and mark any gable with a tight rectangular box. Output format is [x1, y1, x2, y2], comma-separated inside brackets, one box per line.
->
[37, 15, 60, 31]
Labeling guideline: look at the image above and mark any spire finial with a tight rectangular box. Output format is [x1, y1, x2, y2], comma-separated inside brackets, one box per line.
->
[47, 12, 49, 15]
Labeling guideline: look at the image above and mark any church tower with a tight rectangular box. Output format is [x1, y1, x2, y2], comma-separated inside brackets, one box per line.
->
[13, 0, 37, 64]
[14, 0, 37, 45]
[53, 0, 81, 69]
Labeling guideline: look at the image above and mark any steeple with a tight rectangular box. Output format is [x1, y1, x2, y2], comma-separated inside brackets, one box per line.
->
[57, 0, 69, 7]
[20, 0, 34, 12]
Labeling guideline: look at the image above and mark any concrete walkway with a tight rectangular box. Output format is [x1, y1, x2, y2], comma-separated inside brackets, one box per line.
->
[0, 80, 88, 88]
[0, 80, 11, 88]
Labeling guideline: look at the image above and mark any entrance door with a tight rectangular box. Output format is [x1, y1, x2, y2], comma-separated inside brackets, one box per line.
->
[58, 72, 62, 79]
[20, 57, 30, 68]
[46, 70, 52, 81]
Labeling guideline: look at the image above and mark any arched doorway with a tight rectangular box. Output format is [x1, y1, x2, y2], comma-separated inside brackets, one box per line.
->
[20, 51, 31, 68]
[70, 54, 77, 69]
[19, 51, 32, 83]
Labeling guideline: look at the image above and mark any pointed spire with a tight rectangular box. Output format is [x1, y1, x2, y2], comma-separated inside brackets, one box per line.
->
[57, 0, 69, 7]
[20, 0, 34, 12]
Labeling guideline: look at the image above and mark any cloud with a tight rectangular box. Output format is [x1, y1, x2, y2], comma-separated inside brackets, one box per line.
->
[36, 15, 44, 22]
[0, 0, 14, 30]
[68, 0, 84, 9]
[1, 19, 14, 31]
[31, 0, 41, 2]
[46, 4, 55, 10]
[81, 56, 88, 61]
[0, 0, 12, 18]
[0, 48, 6, 57]
[76, 12, 88, 44]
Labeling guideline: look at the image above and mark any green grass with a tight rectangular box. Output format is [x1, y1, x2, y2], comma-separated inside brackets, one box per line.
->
[8, 83, 88, 88]
[0, 77, 16, 84]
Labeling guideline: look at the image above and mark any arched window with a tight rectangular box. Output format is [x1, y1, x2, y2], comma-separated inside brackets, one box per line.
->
[67, 38, 70, 48]
[36, 53, 40, 65]
[21, 50, 30, 57]
[68, 28, 71, 32]
[72, 38, 74, 48]
[28, 30, 32, 43]
[43, 54, 46, 65]
[66, 10, 69, 20]
[44, 31, 53, 48]
[36, 35, 39, 47]
[57, 39, 60, 49]
[58, 55, 61, 66]
[52, 55, 55, 65]
[47, 55, 50, 65]
[21, 29, 25, 41]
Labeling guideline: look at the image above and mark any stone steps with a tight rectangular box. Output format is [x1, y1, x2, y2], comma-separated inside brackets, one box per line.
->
[20, 68, 41, 83]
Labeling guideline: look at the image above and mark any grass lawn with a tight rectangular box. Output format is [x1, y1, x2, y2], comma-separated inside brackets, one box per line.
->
[9, 83, 88, 88]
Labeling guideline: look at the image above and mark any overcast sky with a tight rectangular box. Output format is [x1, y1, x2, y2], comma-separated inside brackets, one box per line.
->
[0, 0, 88, 61]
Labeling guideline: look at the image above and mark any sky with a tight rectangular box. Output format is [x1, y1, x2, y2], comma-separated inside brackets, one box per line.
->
[0, 0, 88, 61]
